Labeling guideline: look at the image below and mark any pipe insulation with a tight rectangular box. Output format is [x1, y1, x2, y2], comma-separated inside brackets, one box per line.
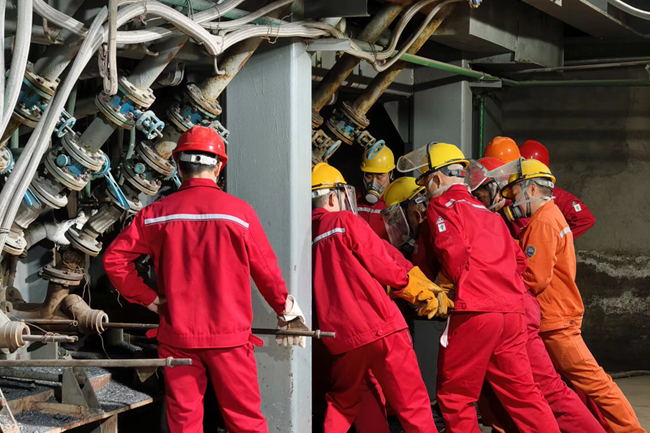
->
[1, 0, 32, 140]
[202, 0, 294, 30]
[0, 0, 5, 119]
[608, 0, 650, 20]
[0, 8, 108, 254]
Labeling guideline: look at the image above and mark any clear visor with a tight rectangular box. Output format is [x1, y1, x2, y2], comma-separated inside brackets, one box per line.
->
[466, 160, 490, 192]
[486, 158, 524, 189]
[397, 145, 430, 174]
[382, 204, 411, 248]
[338, 184, 358, 215]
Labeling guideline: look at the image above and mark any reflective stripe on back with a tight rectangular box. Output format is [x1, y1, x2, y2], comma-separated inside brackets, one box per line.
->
[357, 207, 382, 214]
[313, 228, 345, 246]
[144, 213, 249, 229]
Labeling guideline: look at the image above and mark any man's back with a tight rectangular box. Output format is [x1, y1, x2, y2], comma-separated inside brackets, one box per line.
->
[427, 185, 525, 313]
[104, 178, 288, 349]
[311, 208, 408, 354]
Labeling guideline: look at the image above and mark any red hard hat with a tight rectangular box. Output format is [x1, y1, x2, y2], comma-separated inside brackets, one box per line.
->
[520, 140, 549, 167]
[173, 126, 228, 166]
[484, 137, 520, 164]
[478, 157, 505, 172]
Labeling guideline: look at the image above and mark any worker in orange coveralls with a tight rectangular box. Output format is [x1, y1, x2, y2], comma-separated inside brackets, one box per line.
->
[103, 126, 307, 433]
[397, 142, 560, 433]
[311, 162, 453, 433]
[467, 157, 606, 433]
[501, 159, 646, 433]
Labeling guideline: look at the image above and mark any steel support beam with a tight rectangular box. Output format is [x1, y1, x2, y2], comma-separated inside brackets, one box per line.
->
[225, 40, 312, 433]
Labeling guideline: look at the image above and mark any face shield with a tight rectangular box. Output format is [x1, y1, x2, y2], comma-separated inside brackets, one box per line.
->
[466, 160, 490, 192]
[487, 158, 524, 190]
[313, 184, 358, 215]
[396, 145, 431, 175]
[382, 204, 411, 248]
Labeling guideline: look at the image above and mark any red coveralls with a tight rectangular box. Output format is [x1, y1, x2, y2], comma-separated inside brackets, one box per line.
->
[428, 185, 559, 433]
[505, 187, 595, 239]
[312, 208, 436, 433]
[357, 195, 389, 241]
[104, 179, 289, 433]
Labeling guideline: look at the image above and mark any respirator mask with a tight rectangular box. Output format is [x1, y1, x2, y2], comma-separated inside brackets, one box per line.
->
[503, 180, 552, 221]
[364, 180, 387, 204]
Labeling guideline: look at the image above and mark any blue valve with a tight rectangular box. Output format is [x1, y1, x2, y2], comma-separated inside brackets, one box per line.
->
[134, 162, 146, 174]
[365, 140, 386, 160]
[164, 167, 182, 189]
[135, 110, 165, 140]
[323, 140, 342, 161]
[91, 153, 130, 210]
[56, 154, 70, 167]
[55, 109, 76, 138]
[24, 188, 41, 208]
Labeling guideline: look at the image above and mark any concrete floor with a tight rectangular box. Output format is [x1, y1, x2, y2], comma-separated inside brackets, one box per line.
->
[615, 376, 650, 430]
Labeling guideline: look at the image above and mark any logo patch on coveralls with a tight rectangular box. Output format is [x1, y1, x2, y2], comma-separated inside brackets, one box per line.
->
[526, 245, 536, 258]
[436, 217, 446, 233]
[572, 201, 582, 212]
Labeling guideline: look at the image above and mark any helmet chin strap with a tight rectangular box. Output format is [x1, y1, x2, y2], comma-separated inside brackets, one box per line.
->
[510, 181, 551, 218]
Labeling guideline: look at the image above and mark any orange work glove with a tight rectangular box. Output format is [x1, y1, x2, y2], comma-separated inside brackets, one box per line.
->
[392, 267, 445, 319]
[436, 273, 456, 318]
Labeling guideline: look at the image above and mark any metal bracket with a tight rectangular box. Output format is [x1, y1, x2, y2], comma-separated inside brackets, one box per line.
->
[0, 388, 19, 433]
[62, 367, 101, 411]
[469, 80, 503, 89]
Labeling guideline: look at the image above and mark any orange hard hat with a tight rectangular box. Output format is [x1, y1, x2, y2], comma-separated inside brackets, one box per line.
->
[484, 137, 520, 164]
[520, 140, 550, 167]
[173, 126, 228, 166]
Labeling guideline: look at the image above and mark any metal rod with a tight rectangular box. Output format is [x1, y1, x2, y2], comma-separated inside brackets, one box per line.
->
[0, 367, 65, 383]
[253, 328, 336, 339]
[477, 94, 486, 158]
[21, 319, 77, 326]
[104, 323, 335, 338]
[23, 334, 79, 343]
[0, 358, 191, 367]
[509, 59, 650, 75]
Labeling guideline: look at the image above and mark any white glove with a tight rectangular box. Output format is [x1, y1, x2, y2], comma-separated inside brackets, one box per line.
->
[44, 212, 90, 246]
[276, 295, 307, 349]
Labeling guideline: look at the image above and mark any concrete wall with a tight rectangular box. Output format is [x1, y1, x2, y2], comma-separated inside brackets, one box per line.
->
[502, 84, 650, 372]
[225, 40, 312, 432]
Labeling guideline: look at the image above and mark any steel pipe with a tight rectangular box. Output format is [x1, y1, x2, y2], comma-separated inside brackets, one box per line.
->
[23, 334, 78, 343]
[312, 3, 407, 115]
[351, 1, 457, 116]
[0, 358, 192, 367]
[477, 94, 486, 158]
[103, 322, 335, 338]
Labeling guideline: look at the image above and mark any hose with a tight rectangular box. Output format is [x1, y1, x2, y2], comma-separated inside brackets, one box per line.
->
[0, 0, 5, 121]
[372, 0, 463, 72]
[608, 0, 650, 20]
[203, 0, 293, 30]
[0, 8, 108, 254]
[1, 0, 32, 139]
[105, 1, 226, 95]
[33, 0, 87, 37]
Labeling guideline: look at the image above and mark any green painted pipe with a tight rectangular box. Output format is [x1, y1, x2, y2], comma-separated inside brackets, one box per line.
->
[385, 52, 650, 88]
[477, 94, 486, 158]
[10, 130, 19, 149]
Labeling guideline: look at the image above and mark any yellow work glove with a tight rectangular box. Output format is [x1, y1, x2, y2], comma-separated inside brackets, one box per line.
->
[393, 267, 445, 319]
[436, 273, 456, 318]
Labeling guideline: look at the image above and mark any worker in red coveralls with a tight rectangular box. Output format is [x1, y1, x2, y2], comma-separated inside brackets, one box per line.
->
[467, 158, 606, 433]
[311, 162, 453, 433]
[356, 145, 396, 241]
[501, 140, 596, 239]
[103, 126, 307, 433]
[397, 142, 560, 433]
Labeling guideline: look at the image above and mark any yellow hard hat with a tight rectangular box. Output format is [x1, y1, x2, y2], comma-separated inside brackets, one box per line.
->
[383, 177, 425, 208]
[501, 159, 556, 199]
[312, 163, 348, 191]
[360, 145, 395, 173]
[397, 142, 469, 178]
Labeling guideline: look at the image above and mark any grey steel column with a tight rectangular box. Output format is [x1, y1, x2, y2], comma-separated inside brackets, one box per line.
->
[225, 40, 312, 433]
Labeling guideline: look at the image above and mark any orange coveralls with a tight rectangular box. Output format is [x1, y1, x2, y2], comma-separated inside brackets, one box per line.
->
[519, 200, 645, 433]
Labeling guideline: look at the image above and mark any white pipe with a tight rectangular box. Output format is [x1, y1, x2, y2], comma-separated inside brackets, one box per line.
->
[0, 8, 108, 253]
[105, 1, 226, 95]
[608, 0, 650, 20]
[203, 0, 293, 30]
[0, 0, 6, 120]
[1, 0, 32, 138]
[33, 0, 87, 37]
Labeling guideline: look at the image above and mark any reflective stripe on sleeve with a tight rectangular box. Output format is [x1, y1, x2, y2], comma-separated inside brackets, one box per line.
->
[312, 228, 346, 245]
